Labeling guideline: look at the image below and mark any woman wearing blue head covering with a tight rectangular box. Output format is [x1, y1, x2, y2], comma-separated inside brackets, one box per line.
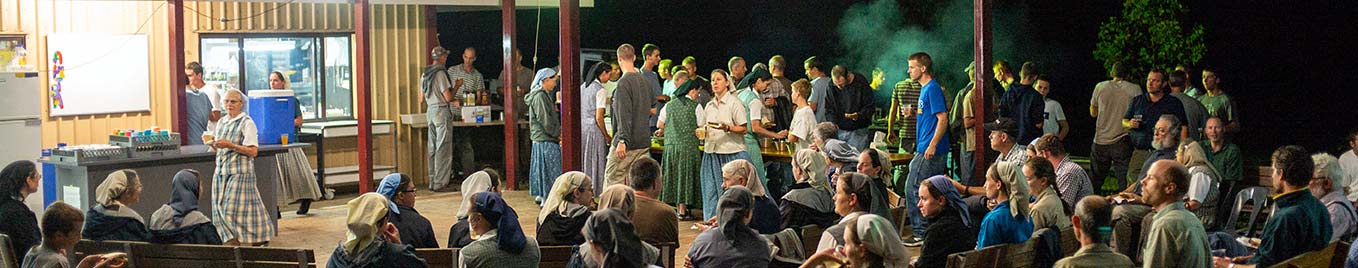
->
[527, 67, 563, 203]
[149, 169, 223, 244]
[375, 173, 438, 248]
[327, 193, 426, 268]
[914, 175, 979, 268]
[461, 192, 541, 267]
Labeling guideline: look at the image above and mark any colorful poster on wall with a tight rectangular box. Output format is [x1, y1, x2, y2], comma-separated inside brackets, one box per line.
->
[45, 33, 151, 117]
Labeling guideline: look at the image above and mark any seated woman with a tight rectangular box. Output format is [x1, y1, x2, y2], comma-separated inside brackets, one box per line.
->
[780, 149, 839, 229]
[462, 192, 541, 267]
[1, 160, 42, 265]
[803, 214, 910, 268]
[537, 171, 596, 246]
[84, 170, 151, 242]
[449, 169, 500, 248]
[698, 159, 780, 234]
[822, 139, 860, 188]
[375, 173, 437, 248]
[327, 193, 426, 268]
[915, 176, 979, 268]
[815, 172, 880, 253]
[1023, 158, 1071, 230]
[855, 149, 896, 221]
[581, 208, 662, 268]
[1178, 141, 1221, 230]
[574, 186, 660, 267]
[686, 186, 772, 267]
[977, 161, 1035, 249]
[148, 169, 222, 244]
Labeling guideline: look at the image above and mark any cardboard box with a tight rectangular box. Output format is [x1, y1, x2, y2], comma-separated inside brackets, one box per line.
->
[461, 105, 491, 123]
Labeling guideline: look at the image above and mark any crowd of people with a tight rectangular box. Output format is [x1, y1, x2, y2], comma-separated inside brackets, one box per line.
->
[5, 41, 1358, 268]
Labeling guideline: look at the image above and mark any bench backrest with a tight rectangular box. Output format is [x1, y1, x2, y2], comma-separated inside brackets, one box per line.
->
[539, 245, 576, 268]
[946, 238, 1038, 268]
[415, 248, 459, 268]
[1059, 226, 1078, 257]
[1270, 241, 1346, 268]
[1, 234, 16, 268]
[72, 240, 316, 268]
[654, 241, 678, 268]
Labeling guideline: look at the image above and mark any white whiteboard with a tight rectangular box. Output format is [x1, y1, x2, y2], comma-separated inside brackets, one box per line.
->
[45, 33, 151, 116]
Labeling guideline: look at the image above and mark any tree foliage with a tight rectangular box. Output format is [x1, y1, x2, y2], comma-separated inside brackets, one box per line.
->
[1094, 0, 1206, 80]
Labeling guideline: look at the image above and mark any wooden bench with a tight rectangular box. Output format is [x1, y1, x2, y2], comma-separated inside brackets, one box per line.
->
[415, 248, 459, 268]
[654, 241, 678, 268]
[1270, 241, 1349, 268]
[539, 245, 577, 268]
[71, 240, 316, 268]
[946, 238, 1038, 268]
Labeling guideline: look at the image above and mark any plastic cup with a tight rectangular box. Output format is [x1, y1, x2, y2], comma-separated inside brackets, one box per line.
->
[280, 134, 289, 145]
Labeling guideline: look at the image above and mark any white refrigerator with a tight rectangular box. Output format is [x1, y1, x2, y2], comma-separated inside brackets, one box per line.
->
[0, 71, 43, 212]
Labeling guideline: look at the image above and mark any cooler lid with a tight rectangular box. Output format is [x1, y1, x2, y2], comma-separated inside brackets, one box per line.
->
[247, 89, 295, 97]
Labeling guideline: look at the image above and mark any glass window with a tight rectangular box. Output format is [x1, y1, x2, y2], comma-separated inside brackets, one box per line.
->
[200, 34, 352, 121]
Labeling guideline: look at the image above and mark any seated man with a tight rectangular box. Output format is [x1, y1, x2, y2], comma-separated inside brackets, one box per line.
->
[1214, 146, 1333, 268]
[1032, 134, 1095, 211]
[1140, 160, 1212, 268]
[628, 157, 679, 245]
[1054, 196, 1135, 268]
[1312, 153, 1356, 242]
[376, 173, 438, 248]
[1106, 115, 1182, 259]
[1202, 116, 1243, 218]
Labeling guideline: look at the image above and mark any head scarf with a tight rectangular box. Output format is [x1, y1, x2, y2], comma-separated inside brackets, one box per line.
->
[96, 169, 139, 207]
[864, 149, 893, 179]
[539, 171, 592, 223]
[717, 186, 758, 240]
[675, 79, 700, 100]
[343, 193, 391, 254]
[166, 169, 201, 226]
[852, 214, 911, 268]
[722, 159, 767, 197]
[736, 68, 772, 91]
[1179, 141, 1221, 179]
[531, 68, 558, 91]
[994, 161, 1031, 218]
[375, 173, 405, 214]
[841, 172, 878, 212]
[473, 192, 528, 254]
[924, 175, 972, 227]
[598, 184, 636, 216]
[823, 139, 860, 164]
[582, 208, 647, 268]
[458, 171, 496, 219]
[793, 149, 831, 192]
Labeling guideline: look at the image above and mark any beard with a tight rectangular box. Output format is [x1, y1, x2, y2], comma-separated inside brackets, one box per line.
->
[1152, 138, 1177, 151]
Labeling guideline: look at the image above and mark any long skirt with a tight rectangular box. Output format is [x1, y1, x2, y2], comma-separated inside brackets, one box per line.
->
[701, 151, 751, 219]
[581, 127, 608, 194]
[212, 173, 276, 243]
[530, 141, 563, 199]
[742, 135, 768, 181]
[660, 144, 703, 207]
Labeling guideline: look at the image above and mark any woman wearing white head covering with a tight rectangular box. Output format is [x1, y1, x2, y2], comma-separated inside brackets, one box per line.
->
[327, 193, 426, 268]
[780, 149, 839, 229]
[536, 171, 596, 246]
[976, 161, 1035, 249]
[710, 159, 781, 234]
[449, 169, 500, 248]
[1177, 141, 1222, 229]
[83, 169, 151, 242]
[210, 89, 275, 246]
[527, 67, 563, 204]
[802, 214, 910, 268]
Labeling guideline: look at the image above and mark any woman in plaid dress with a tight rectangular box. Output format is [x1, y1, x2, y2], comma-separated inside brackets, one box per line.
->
[210, 89, 276, 246]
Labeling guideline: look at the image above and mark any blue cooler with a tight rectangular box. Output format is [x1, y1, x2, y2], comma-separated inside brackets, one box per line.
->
[247, 89, 297, 145]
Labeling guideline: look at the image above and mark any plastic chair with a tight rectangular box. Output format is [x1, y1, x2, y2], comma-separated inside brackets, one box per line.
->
[1225, 186, 1271, 237]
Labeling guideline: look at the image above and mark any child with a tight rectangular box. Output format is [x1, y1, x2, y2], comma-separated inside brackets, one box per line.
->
[787, 79, 817, 152]
[23, 202, 127, 268]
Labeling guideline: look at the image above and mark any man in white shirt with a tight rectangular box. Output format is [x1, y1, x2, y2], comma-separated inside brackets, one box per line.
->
[1034, 75, 1068, 140]
[1342, 130, 1358, 202]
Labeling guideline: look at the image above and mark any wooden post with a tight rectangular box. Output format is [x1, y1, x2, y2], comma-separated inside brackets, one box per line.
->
[501, 0, 520, 190]
[972, 0, 992, 180]
[168, 0, 186, 144]
[558, 0, 581, 172]
[355, 0, 374, 192]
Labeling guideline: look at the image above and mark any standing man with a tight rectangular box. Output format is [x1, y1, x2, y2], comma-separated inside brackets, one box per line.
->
[605, 44, 657, 188]
[1140, 160, 1212, 268]
[997, 62, 1044, 144]
[1197, 67, 1240, 134]
[1342, 131, 1358, 202]
[901, 52, 950, 247]
[765, 55, 792, 100]
[445, 47, 483, 180]
[825, 66, 876, 150]
[1090, 62, 1142, 195]
[805, 56, 832, 123]
[639, 44, 666, 134]
[728, 56, 748, 85]
[1123, 69, 1187, 184]
[184, 62, 221, 145]
[1035, 75, 1069, 140]
[421, 47, 456, 191]
[499, 49, 534, 181]
[1168, 70, 1208, 140]
[888, 77, 921, 153]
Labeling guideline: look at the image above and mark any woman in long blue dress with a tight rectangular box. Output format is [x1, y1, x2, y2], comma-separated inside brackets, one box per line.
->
[210, 89, 275, 246]
[699, 69, 752, 220]
[527, 68, 563, 202]
[581, 62, 613, 194]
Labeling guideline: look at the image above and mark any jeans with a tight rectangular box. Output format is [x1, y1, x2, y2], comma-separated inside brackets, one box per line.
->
[904, 154, 947, 238]
[839, 128, 872, 151]
[1090, 138, 1133, 194]
[959, 150, 979, 186]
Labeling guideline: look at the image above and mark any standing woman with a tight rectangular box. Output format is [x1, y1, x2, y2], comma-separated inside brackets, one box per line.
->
[658, 80, 705, 220]
[734, 69, 775, 181]
[210, 89, 276, 246]
[0, 161, 41, 265]
[581, 62, 614, 194]
[148, 169, 223, 244]
[268, 71, 322, 213]
[526, 68, 562, 203]
[699, 69, 751, 220]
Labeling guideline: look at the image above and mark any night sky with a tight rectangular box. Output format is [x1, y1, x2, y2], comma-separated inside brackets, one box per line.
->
[439, 0, 1358, 163]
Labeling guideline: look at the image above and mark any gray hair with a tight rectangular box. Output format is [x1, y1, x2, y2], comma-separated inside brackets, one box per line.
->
[1156, 114, 1182, 148]
[431, 46, 450, 59]
[1074, 196, 1113, 243]
[1313, 153, 1345, 190]
[815, 122, 839, 142]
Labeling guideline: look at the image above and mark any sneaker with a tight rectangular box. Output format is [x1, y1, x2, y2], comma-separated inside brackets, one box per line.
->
[903, 236, 924, 247]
